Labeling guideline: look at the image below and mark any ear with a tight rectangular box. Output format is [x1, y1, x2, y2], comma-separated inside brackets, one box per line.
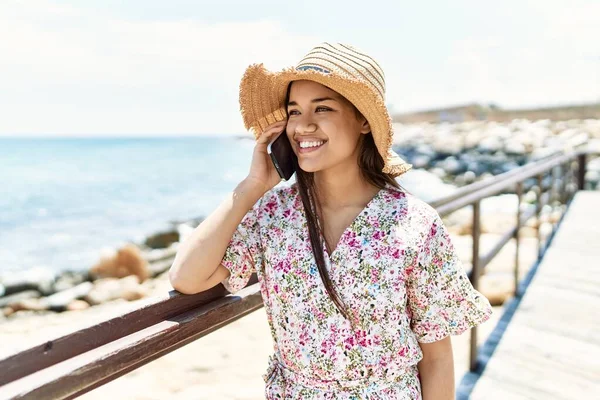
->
[360, 117, 371, 135]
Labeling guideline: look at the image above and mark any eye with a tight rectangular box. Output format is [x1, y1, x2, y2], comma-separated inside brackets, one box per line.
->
[316, 106, 331, 112]
[288, 109, 300, 116]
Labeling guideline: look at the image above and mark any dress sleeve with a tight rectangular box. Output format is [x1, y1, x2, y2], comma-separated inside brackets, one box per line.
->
[407, 210, 493, 343]
[220, 199, 264, 293]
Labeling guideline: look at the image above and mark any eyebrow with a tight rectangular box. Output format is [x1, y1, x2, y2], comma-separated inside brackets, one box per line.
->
[287, 97, 338, 106]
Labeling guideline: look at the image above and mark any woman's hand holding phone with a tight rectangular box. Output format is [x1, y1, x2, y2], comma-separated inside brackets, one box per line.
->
[243, 121, 288, 198]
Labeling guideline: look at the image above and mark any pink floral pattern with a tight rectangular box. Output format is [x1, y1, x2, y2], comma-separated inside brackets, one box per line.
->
[221, 183, 492, 399]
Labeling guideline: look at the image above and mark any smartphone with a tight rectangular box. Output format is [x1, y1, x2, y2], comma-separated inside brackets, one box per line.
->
[267, 128, 295, 181]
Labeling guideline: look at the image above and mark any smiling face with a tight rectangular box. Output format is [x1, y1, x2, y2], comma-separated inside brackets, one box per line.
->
[285, 80, 371, 176]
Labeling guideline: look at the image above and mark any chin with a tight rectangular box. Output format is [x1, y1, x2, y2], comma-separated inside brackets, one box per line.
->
[297, 161, 324, 174]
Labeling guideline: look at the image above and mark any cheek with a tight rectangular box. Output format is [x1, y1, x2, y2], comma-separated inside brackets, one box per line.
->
[285, 123, 295, 136]
[321, 119, 360, 148]
[285, 125, 298, 153]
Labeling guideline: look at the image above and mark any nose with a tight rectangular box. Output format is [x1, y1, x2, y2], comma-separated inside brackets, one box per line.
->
[294, 116, 318, 135]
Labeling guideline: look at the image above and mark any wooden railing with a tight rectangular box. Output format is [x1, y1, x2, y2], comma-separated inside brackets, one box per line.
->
[0, 148, 596, 400]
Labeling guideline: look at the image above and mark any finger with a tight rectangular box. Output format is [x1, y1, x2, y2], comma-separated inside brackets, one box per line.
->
[257, 126, 286, 144]
[266, 120, 287, 128]
[256, 129, 274, 143]
[263, 123, 287, 137]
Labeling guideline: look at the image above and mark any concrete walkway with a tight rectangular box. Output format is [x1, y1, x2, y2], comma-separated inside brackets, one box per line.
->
[462, 191, 600, 399]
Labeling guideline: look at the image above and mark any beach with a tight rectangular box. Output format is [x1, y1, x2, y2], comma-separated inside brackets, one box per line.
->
[2, 118, 599, 398]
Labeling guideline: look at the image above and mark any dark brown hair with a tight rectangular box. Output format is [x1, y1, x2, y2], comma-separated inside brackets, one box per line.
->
[285, 83, 406, 320]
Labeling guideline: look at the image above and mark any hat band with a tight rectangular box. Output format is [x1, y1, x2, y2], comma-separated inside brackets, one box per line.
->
[295, 65, 330, 74]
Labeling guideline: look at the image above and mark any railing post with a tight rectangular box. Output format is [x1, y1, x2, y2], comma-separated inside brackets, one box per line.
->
[551, 166, 558, 206]
[470, 200, 481, 372]
[514, 182, 523, 296]
[536, 174, 543, 259]
[577, 153, 587, 190]
[560, 163, 568, 205]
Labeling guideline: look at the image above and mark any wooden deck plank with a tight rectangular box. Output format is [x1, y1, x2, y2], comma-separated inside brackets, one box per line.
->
[469, 191, 600, 399]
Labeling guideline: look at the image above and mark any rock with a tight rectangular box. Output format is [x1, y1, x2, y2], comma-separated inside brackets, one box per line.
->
[144, 231, 180, 249]
[454, 175, 466, 186]
[585, 170, 600, 186]
[463, 171, 477, 184]
[478, 136, 503, 153]
[85, 276, 149, 305]
[414, 144, 437, 158]
[549, 209, 563, 224]
[430, 167, 447, 179]
[465, 160, 485, 176]
[498, 161, 520, 174]
[90, 243, 150, 283]
[464, 129, 484, 149]
[143, 246, 178, 264]
[432, 137, 464, 155]
[0, 290, 41, 308]
[3, 307, 15, 317]
[539, 221, 554, 238]
[443, 208, 473, 236]
[411, 155, 431, 169]
[42, 282, 94, 312]
[482, 214, 517, 235]
[588, 157, 600, 173]
[525, 216, 540, 229]
[0, 266, 57, 296]
[67, 299, 91, 311]
[53, 270, 90, 292]
[523, 190, 537, 204]
[441, 156, 465, 175]
[504, 141, 527, 155]
[479, 273, 514, 306]
[148, 259, 175, 278]
[519, 226, 538, 237]
[9, 298, 49, 312]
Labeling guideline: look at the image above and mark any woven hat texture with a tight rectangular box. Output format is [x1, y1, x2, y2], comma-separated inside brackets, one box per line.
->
[239, 42, 412, 177]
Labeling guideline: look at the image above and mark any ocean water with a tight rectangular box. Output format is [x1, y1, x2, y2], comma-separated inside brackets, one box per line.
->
[0, 137, 452, 276]
[0, 136, 257, 275]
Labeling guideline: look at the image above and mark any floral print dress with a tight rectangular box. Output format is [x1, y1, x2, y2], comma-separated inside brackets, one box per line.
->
[221, 182, 492, 399]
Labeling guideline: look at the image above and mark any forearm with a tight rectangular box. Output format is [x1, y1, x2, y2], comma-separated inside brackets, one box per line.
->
[169, 179, 264, 293]
[417, 338, 455, 400]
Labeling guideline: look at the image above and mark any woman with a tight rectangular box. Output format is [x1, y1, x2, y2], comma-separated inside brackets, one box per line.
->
[169, 43, 492, 399]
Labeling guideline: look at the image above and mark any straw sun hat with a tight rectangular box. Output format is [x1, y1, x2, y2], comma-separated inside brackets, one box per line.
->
[238, 42, 413, 177]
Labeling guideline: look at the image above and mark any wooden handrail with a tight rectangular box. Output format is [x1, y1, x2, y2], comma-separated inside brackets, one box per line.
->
[0, 148, 597, 400]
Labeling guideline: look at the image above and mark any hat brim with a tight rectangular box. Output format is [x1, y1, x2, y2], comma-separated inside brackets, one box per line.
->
[239, 63, 412, 177]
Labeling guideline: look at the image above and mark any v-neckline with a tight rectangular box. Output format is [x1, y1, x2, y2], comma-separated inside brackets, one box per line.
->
[312, 184, 387, 261]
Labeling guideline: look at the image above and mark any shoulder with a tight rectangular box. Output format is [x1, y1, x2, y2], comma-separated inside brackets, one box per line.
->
[253, 182, 299, 219]
[381, 184, 443, 245]
[383, 184, 440, 224]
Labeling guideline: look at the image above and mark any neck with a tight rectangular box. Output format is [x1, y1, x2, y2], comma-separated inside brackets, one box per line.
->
[313, 164, 379, 209]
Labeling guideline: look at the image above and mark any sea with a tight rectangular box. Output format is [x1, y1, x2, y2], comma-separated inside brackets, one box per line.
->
[0, 136, 454, 276]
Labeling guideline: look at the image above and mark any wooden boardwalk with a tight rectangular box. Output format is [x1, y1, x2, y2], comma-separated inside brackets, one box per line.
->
[459, 191, 600, 399]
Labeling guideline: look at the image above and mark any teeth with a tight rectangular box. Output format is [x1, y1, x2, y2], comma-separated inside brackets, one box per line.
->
[300, 141, 324, 148]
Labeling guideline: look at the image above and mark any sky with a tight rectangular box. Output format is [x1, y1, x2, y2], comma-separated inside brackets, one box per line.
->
[0, 0, 598, 136]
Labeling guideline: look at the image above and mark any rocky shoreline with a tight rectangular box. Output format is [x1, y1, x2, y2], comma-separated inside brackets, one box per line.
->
[0, 228, 190, 318]
[2, 118, 599, 324]
[392, 118, 600, 190]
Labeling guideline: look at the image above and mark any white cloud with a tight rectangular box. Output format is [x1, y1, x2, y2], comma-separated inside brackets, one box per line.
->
[386, 0, 600, 112]
[0, 0, 598, 135]
[0, 0, 318, 135]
